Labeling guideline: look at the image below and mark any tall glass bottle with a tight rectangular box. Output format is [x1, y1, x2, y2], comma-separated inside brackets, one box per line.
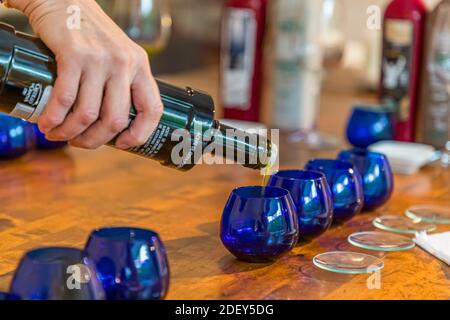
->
[107, 0, 172, 57]
[419, 0, 450, 165]
[271, 0, 324, 136]
[271, 0, 346, 149]
[380, 0, 427, 142]
[220, 0, 268, 123]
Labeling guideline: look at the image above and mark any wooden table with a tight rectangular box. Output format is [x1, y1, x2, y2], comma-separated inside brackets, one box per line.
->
[0, 68, 449, 300]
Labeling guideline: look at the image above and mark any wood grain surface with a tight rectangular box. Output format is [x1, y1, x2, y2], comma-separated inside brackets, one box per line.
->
[0, 68, 449, 300]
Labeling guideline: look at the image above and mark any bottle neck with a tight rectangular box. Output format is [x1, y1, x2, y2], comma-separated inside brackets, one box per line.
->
[211, 121, 274, 170]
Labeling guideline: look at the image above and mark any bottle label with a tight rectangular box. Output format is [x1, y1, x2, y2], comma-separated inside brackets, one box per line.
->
[220, 8, 256, 110]
[382, 19, 414, 121]
[8, 81, 175, 162]
[128, 122, 172, 158]
[10, 84, 53, 123]
[273, 62, 322, 131]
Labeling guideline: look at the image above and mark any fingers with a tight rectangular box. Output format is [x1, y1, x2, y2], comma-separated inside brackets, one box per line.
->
[39, 43, 162, 151]
[114, 69, 163, 150]
[38, 59, 81, 134]
[45, 70, 105, 142]
[69, 74, 131, 149]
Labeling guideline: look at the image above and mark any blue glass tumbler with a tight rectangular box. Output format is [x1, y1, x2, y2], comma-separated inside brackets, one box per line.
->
[267, 170, 333, 242]
[346, 105, 393, 148]
[0, 114, 36, 159]
[220, 186, 299, 263]
[338, 148, 394, 211]
[0, 292, 20, 300]
[9, 247, 105, 300]
[84, 227, 170, 300]
[305, 159, 364, 224]
[32, 124, 67, 150]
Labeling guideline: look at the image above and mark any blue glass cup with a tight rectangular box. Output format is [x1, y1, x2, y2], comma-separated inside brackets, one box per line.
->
[338, 148, 394, 211]
[9, 247, 105, 300]
[32, 124, 67, 150]
[346, 105, 394, 148]
[0, 114, 36, 159]
[305, 159, 364, 224]
[84, 227, 170, 300]
[267, 170, 333, 242]
[0, 292, 20, 300]
[220, 186, 299, 263]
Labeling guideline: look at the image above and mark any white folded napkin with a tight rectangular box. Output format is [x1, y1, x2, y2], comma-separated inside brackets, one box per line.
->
[369, 141, 436, 175]
[414, 231, 450, 266]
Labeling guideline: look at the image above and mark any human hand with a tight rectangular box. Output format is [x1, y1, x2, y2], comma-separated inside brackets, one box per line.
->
[9, 0, 163, 150]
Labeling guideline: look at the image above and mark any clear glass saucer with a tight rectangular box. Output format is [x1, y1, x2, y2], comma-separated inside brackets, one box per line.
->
[348, 231, 415, 251]
[406, 205, 450, 224]
[313, 251, 384, 274]
[373, 215, 437, 234]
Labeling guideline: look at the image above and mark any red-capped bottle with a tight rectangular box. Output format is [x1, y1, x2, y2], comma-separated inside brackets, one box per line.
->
[380, 0, 427, 142]
[220, 0, 267, 122]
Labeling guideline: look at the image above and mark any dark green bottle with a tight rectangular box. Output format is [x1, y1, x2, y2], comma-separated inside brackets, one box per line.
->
[0, 23, 275, 171]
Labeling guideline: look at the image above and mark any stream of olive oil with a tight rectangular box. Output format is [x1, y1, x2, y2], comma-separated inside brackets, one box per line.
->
[261, 163, 273, 186]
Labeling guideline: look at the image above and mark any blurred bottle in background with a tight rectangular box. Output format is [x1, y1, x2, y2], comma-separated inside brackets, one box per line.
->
[271, 0, 323, 139]
[380, 0, 427, 142]
[106, 0, 172, 57]
[417, 0, 450, 166]
[321, 0, 346, 70]
[271, 0, 346, 149]
[220, 0, 268, 123]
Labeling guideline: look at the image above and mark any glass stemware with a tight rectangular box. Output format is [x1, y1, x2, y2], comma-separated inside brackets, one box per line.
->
[305, 159, 364, 223]
[267, 170, 333, 242]
[338, 148, 394, 211]
[107, 0, 172, 56]
[221, 186, 299, 263]
[84, 227, 170, 300]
